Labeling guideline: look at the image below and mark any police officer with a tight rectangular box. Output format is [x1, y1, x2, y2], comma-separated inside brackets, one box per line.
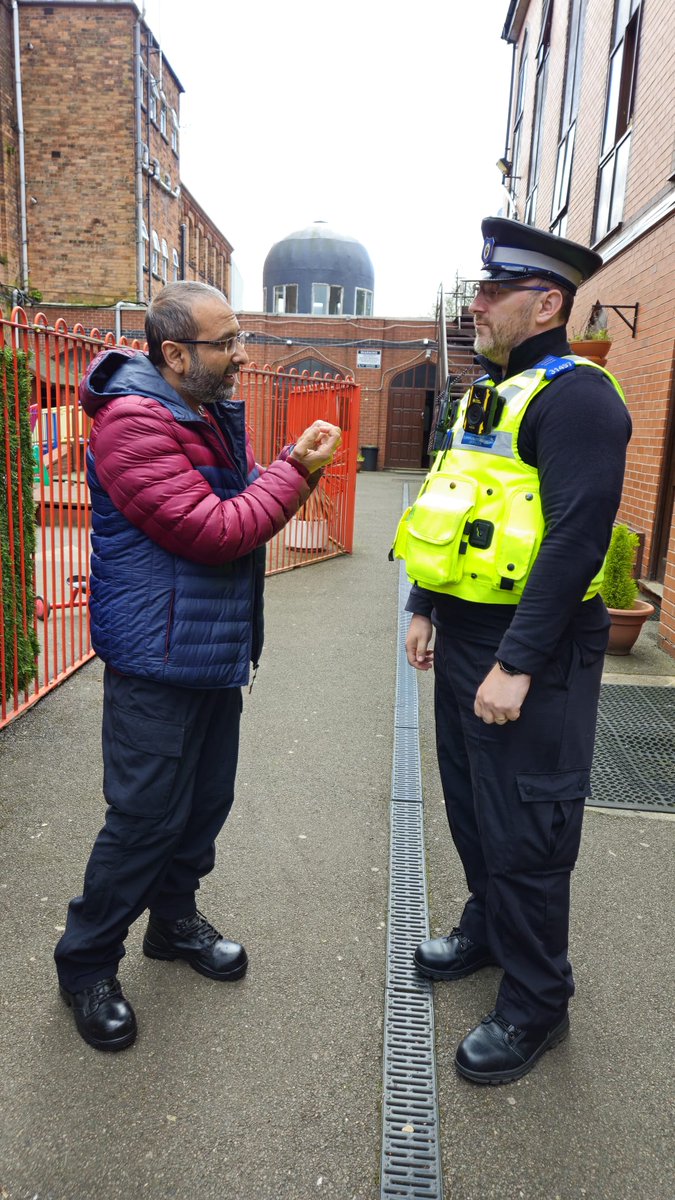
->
[394, 217, 631, 1084]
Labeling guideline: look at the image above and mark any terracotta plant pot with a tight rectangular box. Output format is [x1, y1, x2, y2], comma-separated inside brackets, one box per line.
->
[569, 339, 612, 367]
[606, 598, 655, 655]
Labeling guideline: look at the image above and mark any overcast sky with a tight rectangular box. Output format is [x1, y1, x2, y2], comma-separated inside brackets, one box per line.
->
[140, 0, 514, 317]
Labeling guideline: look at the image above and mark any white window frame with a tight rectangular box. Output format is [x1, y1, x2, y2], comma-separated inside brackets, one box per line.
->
[510, 33, 529, 198]
[312, 283, 343, 316]
[525, 0, 553, 225]
[171, 108, 179, 154]
[149, 79, 159, 124]
[141, 219, 149, 270]
[550, 0, 586, 228]
[593, 0, 642, 243]
[273, 283, 298, 315]
[161, 238, 169, 283]
[172, 247, 180, 282]
[151, 229, 160, 276]
[355, 288, 373, 317]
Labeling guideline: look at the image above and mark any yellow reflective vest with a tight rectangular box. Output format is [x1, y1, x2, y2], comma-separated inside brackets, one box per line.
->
[392, 356, 625, 604]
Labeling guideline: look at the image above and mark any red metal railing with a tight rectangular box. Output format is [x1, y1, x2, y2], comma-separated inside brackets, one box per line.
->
[0, 310, 359, 730]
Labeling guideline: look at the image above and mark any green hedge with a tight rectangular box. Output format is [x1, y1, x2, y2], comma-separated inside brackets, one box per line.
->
[0, 346, 39, 697]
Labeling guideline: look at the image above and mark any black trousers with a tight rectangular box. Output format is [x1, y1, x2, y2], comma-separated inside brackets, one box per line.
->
[433, 631, 603, 1028]
[54, 668, 242, 992]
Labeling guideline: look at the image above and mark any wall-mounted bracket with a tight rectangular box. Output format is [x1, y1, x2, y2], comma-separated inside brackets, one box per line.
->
[597, 302, 640, 338]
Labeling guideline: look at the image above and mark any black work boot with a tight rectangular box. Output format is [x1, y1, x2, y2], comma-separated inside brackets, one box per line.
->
[455, 1009, 570, 1084]
[143, 911, 248, 981]
[59, 976, 137, 1051]
[414, 927, 496, 980]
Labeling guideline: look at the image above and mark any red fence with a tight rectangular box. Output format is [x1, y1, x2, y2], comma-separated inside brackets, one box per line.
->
[0, 309, 360, 730]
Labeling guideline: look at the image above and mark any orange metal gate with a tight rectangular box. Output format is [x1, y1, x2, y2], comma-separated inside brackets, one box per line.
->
[0, 309, 360, 730]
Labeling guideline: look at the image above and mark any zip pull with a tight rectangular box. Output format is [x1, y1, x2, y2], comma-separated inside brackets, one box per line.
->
[248, 663, 259, 694]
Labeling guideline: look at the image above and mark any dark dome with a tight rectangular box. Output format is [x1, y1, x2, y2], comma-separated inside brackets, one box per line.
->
[263, 221, 374, 316]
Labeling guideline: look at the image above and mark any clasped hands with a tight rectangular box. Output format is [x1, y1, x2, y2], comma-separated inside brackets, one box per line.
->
[291, 420, 342, 473]
[405, 614, 532, 725]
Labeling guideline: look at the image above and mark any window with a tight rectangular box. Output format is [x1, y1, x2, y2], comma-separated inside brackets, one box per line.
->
[161, 238, 169, 283]
[160, 104, 167, 139]
[141, 220, 149, 270]
[140, 60, 148, 110]
[525, 0, 553, 225]
[171, 108, 179, 154]
[511, 33, 529, 196]
[151, 229, 160, 276]
[355, 288, 373, 317]
[312, 283, 343, 316]
[273, 283, 298, 314]
[551, 0, 586, 229]
[149, 78, 159, 124]
[172, 247, 180, 282]
[593, 0, 642, 242]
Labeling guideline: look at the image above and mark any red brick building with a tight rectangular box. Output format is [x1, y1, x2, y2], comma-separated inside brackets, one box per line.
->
[501, 0, 675, 653]
[0, 0, 232, 307]
[239, 310, 477, 472]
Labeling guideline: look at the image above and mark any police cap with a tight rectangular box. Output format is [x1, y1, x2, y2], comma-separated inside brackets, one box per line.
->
[479, 217, 603, 294]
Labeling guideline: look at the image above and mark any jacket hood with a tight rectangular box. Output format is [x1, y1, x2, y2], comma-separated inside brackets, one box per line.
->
[80, 346, 190, 418]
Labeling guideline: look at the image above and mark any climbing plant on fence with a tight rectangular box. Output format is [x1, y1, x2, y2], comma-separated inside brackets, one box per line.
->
[0, 346, 39, 697]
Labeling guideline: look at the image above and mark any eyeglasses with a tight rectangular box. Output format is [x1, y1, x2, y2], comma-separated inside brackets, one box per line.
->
[469, 281, 551, 303]
[173, 331, 248, 353]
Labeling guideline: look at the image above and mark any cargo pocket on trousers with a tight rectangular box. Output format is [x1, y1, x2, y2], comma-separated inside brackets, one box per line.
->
[105, 703, 185, 819]
[514, 769, 591, 872]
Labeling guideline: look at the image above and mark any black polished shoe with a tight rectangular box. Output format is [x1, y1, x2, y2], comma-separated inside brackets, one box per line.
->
[143, 911, 248, 981]
[59, 976, 137, 1052]
[414, 927, 496, 980]
[455, 1009, 570, 1084]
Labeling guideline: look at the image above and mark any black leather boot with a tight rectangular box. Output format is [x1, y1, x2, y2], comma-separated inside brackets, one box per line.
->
[455, 1009, 570, 1084]
[59, 977, 137, 1051]
[143, 911, 248, 981]
[414, 927, 496, 980]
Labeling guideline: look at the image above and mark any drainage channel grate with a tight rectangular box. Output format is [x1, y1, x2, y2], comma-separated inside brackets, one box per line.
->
[591, 684, 675, 814]
[381, 485, 443, 1200]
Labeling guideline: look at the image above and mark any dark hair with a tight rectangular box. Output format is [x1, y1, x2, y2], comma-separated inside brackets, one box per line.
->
[145, 281, 227, 366]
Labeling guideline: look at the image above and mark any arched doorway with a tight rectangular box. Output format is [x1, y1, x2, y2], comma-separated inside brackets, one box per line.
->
[385, 361, 437, 469]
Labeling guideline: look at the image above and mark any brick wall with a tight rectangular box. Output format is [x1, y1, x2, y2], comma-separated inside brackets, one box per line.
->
[19, 3, 138, 302]
[181, 185, 233, 299]
[505, 0, 675, 652]
[0, 0, 21, 295]
[239, 312, 476, 461]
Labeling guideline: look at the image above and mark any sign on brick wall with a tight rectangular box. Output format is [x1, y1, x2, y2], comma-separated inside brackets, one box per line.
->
[357, 349, 381, 368]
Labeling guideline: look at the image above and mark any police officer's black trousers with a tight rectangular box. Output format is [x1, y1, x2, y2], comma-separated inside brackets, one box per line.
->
[54, 668, 242, 992]
[433, 630, 603, 1029]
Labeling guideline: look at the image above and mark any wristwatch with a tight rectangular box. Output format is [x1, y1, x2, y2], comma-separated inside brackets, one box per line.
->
[497, 659, 524, 676]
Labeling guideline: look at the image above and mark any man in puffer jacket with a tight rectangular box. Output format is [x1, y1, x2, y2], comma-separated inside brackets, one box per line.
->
[55, 281, 341, 1051]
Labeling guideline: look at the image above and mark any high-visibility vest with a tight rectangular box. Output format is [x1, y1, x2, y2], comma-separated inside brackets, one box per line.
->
[392, 355, 625, 604]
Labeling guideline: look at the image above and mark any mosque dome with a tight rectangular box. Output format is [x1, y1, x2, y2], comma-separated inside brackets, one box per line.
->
[263, 221, 374, 316]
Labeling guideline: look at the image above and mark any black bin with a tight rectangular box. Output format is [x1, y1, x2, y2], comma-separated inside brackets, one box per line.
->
[361, 445, 379, 472]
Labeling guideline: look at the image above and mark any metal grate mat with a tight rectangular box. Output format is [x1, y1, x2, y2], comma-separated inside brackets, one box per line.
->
[591, 685, 675, 814]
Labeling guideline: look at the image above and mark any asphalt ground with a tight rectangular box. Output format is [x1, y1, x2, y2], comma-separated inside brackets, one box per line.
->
[1, 471, 674, 1200]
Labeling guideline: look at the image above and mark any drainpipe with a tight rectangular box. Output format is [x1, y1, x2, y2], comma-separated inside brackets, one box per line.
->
[11, 0, 29, 291]
[134, 16, 145, 302]
[114, 300, 145, 342]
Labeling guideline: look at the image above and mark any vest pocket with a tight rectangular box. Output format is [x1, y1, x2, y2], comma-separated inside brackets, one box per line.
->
[492, 486, 543, 591]
[393, 476, 477, 587]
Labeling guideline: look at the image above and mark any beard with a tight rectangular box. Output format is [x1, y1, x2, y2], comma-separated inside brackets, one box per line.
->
[182, 351, 235, 406]
[473, 295, 539, 366]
